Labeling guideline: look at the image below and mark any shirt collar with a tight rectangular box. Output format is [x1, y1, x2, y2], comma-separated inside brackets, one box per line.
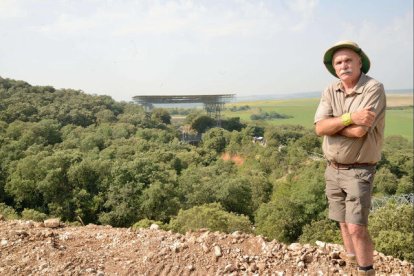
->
[335, 73, 369, 94]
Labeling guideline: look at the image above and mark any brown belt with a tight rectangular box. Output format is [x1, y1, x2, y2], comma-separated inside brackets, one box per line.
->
[328, 161, 376, 170]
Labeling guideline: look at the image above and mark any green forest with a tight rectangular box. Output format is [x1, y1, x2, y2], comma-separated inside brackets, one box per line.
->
[0, 76, 412, 261]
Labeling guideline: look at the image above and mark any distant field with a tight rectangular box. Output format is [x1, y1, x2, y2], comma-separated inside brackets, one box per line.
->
[387, 94, 413, 107]
[224, 94, 413, 141]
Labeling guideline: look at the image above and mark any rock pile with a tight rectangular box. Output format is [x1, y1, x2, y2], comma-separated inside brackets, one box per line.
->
[0, 220, 412, 275]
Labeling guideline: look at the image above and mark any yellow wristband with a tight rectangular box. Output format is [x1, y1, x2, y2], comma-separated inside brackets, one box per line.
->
[341, 113, 353, 126]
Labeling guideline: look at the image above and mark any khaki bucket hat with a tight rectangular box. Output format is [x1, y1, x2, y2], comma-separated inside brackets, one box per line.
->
[323, 40, 370, 78]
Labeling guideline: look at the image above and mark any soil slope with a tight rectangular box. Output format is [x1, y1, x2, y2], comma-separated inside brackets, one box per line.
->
[0, 219, 413, 275]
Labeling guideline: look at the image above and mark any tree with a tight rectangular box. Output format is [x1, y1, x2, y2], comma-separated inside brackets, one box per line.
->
[190, 115, 215, 133]
[5, 149, 84, 220]
[293, 132, 322, 154]
[36, 150, 83, 219]
[243, 170, 272, 213]
[264, 125, 305, 148]
[67, 159, 111, 223]
[255, 161, 327, 242]
[288, 161, 327, 220]
[227, 131, 244, 154]
[139, 181, 181, 222]
[202, 127, 229, 153]
[136, 128, 178, 143]
[221, 117, 245, 132]
[98, 181, 144, 227]
[5, 151, 51, 208]
[177, 164, 223, 209]
[111, 123, 136, 140]
[215, 176, 253, 217]
[96, 109, 116, 124]
[99, 158, 174, 227]
[80, 132, 105, 152]
[151, 108, 171, 124]
[177, 160, 241, 211]
[255, 198, 305, 243]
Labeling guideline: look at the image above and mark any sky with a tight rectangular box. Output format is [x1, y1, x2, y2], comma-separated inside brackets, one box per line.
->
[0, 0, 413, 102]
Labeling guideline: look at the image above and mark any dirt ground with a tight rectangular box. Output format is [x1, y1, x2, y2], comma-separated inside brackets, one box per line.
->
[386, 94, 413, 107]
[0, 219, 413, 276]
[221, 153, 245, 166]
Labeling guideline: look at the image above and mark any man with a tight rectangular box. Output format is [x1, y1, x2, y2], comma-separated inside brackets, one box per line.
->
[314, 40, 386, 275]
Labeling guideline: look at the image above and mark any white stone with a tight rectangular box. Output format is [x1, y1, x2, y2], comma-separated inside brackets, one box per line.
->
[149, 224, 159, 230]
[315, 240, 326, 248]
[214, 245, 222, 257]
[224, 264, 233, 273]
[297, 261, 305, 268]
[288, 243, 302, 251]
[44, 218, 60, 228]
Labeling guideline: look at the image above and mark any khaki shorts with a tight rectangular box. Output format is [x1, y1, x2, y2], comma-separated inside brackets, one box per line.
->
[325, 165, 376, 225]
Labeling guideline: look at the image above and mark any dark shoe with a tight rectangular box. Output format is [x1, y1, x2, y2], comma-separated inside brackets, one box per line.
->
[357, 269, 375, 275]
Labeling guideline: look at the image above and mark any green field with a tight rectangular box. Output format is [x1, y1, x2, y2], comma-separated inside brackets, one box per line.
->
[385, 107, 413, 140]
[224, 97, 413, 141]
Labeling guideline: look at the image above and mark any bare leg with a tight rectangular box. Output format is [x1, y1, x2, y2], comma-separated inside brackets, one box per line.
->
[346, 223, 374, 267]
[340, 222, 355, 254]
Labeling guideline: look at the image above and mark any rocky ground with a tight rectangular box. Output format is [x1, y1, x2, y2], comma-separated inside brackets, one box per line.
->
[0, 218, 413, 275]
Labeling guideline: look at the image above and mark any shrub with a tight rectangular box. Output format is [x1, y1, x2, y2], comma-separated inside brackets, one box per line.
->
[299, 219, 342, 244]
[132, 218, 168, 230]
[369, 203, 413, 261]
[0, 203, 19, 220]
[250, 111, 292, 121]
[169, 203, 253, 234]
[374, 167, 399, 195]
[21, 208, 48, 222]
[254, 198, 305, 243]
[374, 230, 413, 261]
[396, 176, 414, 194]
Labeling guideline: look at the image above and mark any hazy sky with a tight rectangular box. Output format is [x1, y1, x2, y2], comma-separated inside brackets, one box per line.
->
[0, 0, 412, 102]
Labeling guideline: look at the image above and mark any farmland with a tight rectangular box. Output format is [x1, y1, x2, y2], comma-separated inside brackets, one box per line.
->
[224, 94, 413, 141]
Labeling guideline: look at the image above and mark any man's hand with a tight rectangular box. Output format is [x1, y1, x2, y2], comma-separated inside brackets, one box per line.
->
[351, 107, 376, 127]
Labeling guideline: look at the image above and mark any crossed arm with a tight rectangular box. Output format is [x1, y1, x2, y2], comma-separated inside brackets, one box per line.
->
[315, 107, 376, 138]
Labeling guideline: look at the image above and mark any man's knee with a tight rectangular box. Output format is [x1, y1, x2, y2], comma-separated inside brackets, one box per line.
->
[339, 222, 350, 233]
[347, 223, 368, 237]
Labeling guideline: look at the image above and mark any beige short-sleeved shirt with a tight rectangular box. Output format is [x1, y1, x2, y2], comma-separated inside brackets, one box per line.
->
[314, 73, 386, 164]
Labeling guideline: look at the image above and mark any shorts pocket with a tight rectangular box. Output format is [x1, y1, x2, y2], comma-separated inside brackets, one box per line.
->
[348, 196, 362, 215]
[352, 167, 375, 184]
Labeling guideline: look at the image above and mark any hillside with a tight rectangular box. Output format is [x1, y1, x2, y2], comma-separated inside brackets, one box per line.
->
[1, 219, 413, 275]
[1, 77, 413, 274]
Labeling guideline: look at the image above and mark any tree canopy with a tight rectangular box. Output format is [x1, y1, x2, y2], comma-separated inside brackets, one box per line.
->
[1, 76, 412, 261]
